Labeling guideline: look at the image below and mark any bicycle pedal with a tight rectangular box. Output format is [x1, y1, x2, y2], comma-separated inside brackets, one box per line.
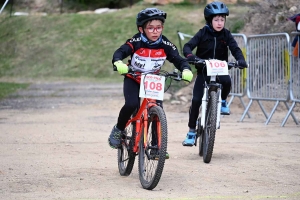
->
[150, 151, 169, 160]
[165, 153, 170, 159]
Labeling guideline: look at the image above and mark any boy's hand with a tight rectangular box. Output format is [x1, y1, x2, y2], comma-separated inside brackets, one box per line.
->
[182, 69, 193, 82]
[113, 61, 128, 74]
[186, 54, 202, 64]
[237, 60, 248, 69]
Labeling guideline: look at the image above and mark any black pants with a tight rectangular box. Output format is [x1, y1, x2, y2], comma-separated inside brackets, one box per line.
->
[116, 76, 162, 131]
[188, 74, 231, 129]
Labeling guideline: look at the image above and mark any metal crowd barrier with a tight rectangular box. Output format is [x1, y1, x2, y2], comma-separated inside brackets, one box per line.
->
[177, 31, 300, 127]
[227, 34, 249, 117]
[281, 32, 300, 126]
[240, 33, 291, 125]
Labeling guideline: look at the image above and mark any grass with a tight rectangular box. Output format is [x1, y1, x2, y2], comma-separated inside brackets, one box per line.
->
[0, 2, 248, 98]
[0, 82, 29, 100]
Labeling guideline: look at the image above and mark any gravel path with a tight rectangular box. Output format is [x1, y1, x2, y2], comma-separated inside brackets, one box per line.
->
[0, 81, 299, 200]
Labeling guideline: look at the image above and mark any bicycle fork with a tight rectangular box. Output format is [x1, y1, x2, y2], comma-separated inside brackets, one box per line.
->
[200, 88, 207, 128]
[200, 85, 222, 130]
[143, 110, 161, 160]
[216, 89, 222, 129]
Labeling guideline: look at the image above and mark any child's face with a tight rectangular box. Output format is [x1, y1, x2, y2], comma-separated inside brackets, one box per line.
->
[139, 20, 163, 42]
[212, 15, 225, 32]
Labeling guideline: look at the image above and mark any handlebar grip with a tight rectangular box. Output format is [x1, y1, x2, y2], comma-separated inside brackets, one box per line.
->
[228, 62, 236, 68]
[196, 59, 206, 64]
[187, 59, 206, 65]
[228, 61, 248, 69]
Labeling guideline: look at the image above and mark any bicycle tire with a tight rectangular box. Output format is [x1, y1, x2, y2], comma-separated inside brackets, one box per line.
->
[202, 90, 218, 163]
[138, 106, 168, 190]
[117, 111, 137, 176]
[197, 117, 203, 157]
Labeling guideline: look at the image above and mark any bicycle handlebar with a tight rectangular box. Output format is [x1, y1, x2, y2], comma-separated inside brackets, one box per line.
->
[113, 65, 184, 82]
[187, 59, 244, 69]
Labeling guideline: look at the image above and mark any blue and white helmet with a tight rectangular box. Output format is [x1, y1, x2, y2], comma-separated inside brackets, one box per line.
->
[204, 1, 229, 23]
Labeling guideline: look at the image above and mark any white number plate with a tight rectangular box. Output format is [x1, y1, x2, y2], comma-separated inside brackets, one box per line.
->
[205, 59, 229, 76]
[139, 74, 165, 100]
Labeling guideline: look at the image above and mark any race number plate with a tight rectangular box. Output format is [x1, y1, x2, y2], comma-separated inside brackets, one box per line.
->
[139, 74, 165, 100]
[205, 60, 229, 76]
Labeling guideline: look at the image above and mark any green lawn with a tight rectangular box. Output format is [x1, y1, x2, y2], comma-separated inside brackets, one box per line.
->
[0, 82, 29, 100]
[0, 2, 248, 98]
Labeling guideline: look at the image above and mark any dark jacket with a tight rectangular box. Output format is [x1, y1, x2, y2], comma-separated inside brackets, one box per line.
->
[183, 25, 245, 73]
[112, 33, 191, 73]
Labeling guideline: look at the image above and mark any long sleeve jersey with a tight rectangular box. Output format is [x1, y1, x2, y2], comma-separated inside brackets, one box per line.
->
[183, 25, 245, 73]
[112, 33, 191, 73]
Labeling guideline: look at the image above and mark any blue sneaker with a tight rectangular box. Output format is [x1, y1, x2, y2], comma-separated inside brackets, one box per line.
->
[221, 100, 230, 115]
[182, 132, 196, 146]
[108, 125, 124, 149]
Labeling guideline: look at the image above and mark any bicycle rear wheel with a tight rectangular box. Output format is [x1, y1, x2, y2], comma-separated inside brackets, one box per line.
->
[118, 111, 137, 176]
[202, 90, 218, 163]
[138, 106, 167, 190]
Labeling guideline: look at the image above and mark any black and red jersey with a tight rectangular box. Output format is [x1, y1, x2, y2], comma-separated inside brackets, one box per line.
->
[112, 33, 190, 73]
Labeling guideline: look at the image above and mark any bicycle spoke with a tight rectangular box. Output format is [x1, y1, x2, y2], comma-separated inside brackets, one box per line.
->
[202, 91, 218, 163]
[117, 113, 136, 176]
[138, 106, 167, 190]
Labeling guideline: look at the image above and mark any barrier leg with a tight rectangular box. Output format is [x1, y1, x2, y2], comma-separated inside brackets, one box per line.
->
[240, 96, 251, 118]
[265, 101, 279, 125]
[281, 102, 299, 126]
[240, 99, 253, 122]
[257, 100, 269, 120]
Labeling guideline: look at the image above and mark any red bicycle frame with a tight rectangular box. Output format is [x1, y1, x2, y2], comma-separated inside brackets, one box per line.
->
[125, 98, 161, 153]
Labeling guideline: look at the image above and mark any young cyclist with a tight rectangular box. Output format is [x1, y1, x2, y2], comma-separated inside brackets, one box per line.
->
[108, 8, 193, 149]
[182, 1, 248, 146]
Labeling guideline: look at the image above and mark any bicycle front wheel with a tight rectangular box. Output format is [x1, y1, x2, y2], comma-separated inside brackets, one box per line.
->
[202, 90, 218, 163]
[118, 112, 137, 176]
[138, 106, 168, 190]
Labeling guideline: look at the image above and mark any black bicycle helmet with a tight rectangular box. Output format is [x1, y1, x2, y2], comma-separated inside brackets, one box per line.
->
[204, 1, 229, 22]
[136, 8, 167, 27]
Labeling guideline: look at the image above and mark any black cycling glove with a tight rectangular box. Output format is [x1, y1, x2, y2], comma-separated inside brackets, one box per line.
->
[186, 54, 202, 63]
[237, 60, 248, 69]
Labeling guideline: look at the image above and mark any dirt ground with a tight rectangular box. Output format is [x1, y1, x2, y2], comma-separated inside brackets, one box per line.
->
[0, 81, 300, 200]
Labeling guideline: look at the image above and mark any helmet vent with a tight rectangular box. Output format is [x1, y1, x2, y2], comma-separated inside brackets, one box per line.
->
[204, 1, 229, 19]
[136, 8, 167, 27]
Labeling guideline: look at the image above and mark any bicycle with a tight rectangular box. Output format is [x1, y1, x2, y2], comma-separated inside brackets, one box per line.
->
[188, 59, 242, 163]
[115, 67, 184, 190]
